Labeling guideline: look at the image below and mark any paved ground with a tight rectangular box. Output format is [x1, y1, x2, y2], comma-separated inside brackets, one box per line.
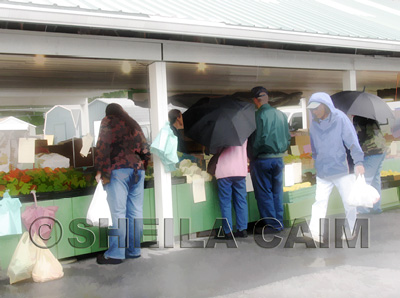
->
[1, 208, 400, 298]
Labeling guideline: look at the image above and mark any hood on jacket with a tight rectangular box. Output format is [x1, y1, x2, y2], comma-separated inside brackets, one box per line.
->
[308, 92, 338, 122]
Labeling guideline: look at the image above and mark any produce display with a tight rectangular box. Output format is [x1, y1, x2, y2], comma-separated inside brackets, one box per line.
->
[283, 182, 312, 192]
[381, 170, 400, 177]
[300, 152, 312, 159]
[283, 153, 313, 164]
[0, 167, 95, 197]
[283, 155, 301, 164]
[145, 165, 154, 181]
[174, 159, 212, 183]
[145, 159, 213, 183]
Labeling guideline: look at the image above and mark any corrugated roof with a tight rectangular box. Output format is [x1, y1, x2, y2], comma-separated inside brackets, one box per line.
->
[89, 98, 186, 124]
[0, 116, 36, 130]
[1, 0, 400, 42]
[90, 98, 151, 124]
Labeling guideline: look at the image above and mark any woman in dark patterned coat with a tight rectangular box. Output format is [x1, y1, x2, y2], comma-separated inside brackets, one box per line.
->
[353, 116, 387, 214]
[94, 103, 151, 265]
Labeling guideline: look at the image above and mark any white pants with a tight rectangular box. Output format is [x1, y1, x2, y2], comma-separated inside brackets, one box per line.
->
[309, 174, 357, 237]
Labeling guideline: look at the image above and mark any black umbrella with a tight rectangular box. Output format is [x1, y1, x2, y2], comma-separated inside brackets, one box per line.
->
[168, 93, 224, 108]
[183, 96, 256, 154]
[331, 91, 394, 123]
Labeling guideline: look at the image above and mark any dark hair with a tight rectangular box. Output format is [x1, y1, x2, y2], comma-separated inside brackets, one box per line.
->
[168, 109, 182, 124]
[251, 86, 268, 98]
[105, 103, 144, 137]
[353, 115, 380, 129]
[105, 103, 125, 117]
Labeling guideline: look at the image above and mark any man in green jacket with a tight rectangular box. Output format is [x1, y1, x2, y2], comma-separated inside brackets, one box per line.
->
[248, 86, 291, 233]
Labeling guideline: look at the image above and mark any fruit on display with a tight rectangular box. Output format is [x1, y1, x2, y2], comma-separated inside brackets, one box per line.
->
[300, 153, 312, 159]
[283, 182, 312, 192]
[176, 159, 213, 183]
[283, 153, 313, 164]
[283, 155, 301, 164]
[381, 170, 400, 177]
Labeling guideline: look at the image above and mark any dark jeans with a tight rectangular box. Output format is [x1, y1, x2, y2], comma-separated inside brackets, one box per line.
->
[217, 176, 248, 234]
[250, 158, 284, 229]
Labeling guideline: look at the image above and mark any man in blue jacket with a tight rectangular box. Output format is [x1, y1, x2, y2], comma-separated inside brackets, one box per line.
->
[307, 92, 365, 242]
[248, 86, 291, 233]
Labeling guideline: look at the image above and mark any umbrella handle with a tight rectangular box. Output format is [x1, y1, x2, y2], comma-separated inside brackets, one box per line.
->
[30, 190, 38, 207]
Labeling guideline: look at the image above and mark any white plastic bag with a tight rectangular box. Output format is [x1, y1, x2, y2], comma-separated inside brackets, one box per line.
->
[31, 234, 64, 283]
[348, 175, 380, 208]
[7, 232, 38, 284]
[35, 153, 70, 169]
[0, 191, 22, 236]
[86, 182, 113, 227]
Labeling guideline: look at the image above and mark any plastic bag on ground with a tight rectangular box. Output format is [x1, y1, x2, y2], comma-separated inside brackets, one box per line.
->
[31, 234, 64, 283]
[7, 232, 38, 284]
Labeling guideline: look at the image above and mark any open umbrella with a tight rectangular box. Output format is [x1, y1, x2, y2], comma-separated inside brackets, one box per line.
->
[331, 91, 394, 123]
[21, 191, 58, 241]
[232, 91, 303, 107]
[183, 96, 256, 154]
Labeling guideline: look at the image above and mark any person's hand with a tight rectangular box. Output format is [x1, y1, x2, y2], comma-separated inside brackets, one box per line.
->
[354, 165, 365, 176]
[95, 171, 102, 183]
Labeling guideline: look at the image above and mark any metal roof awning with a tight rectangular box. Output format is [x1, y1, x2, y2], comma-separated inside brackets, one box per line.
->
[1, 0, 400, 52]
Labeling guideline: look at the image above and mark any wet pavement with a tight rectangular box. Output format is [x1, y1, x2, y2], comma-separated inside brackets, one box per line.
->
[1, 208, 400, 298]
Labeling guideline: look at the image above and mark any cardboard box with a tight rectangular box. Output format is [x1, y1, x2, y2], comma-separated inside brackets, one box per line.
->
[284, 162, 302, 186]
[301, 158, 314, 170]
[48, 138, 94, 168]
[291, 135, 311, 155]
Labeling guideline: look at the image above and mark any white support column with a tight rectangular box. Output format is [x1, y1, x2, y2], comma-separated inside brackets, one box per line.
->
[342, 70, 357, 91]
[300, 98, 308, 130]
[80, 98, 90, 136]
[148, 62, 173, 248]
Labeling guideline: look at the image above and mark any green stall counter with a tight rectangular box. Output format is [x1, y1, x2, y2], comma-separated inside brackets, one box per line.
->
[1, 181, 400, 271]
[0, 188, 156, 271]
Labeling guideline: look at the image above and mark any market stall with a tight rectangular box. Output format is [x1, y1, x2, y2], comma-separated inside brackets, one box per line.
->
[2, 135, 400, 270]
[3, 92, 400, 269]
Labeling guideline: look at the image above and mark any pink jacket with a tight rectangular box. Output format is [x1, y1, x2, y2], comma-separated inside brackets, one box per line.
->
[215, 140, 248, 179]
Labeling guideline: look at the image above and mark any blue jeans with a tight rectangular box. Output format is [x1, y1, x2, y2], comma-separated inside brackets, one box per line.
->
[104, 168, 145, 259]
[217, 177, 248, 234]
[358, 153, 386, 214]
[250, 158, 284, 229]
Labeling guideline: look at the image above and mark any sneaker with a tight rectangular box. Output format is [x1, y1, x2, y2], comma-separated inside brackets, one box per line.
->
[96, 254, 123, 265]
[233, 230, 248, 238]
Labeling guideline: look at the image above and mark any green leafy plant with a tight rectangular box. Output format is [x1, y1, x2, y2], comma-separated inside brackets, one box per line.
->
[145, 165, 154, 181]
[0, 167, 95, 197]
[283, 154, 302, 164]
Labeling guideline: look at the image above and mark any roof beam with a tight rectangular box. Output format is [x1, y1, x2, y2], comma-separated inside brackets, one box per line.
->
[163, 41, 400, 72]
[2, 5, 400, 53]
[0, 29, 162, 60]
[2, 29, 400, 74]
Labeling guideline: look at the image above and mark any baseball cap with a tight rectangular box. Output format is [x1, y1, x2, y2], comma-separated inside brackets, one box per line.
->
[307, 102, 321, 109]
[251, 86, 268, 98]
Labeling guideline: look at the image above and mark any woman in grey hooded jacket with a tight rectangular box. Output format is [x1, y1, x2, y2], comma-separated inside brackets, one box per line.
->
[307, 92, 365, 242]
